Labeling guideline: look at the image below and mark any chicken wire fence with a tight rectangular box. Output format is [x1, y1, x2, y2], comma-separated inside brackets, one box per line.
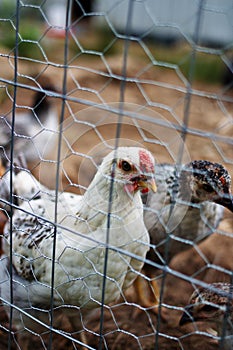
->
[0, 0, 232, 349]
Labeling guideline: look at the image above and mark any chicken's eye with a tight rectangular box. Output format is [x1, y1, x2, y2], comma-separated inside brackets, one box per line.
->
[201, 304, 217, 313]
[121, 161, 132, 172]
[202, 184, 213, 193]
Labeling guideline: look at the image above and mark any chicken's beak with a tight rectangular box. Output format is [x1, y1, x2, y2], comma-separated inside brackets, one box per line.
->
[148, 177, 157, 192]
[179, 305, 194, 326]
[0, 159, 6, 177]
[215, 195, 233, 212]
[139, 176, 157, 193]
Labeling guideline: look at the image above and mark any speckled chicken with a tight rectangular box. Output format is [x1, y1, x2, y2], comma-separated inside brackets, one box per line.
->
[0, 147, 156, 348]
[135, 160, 233, 309]
[180, 282, 233, 350]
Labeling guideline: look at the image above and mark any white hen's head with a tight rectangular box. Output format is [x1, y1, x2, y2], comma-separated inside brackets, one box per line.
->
[97, 147, 157, 195]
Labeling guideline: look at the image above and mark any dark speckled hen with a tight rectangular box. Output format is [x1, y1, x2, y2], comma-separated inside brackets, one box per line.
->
[145, 160, 233, 260]
[135, 160, 233, 310]
[180, 282, 233, 350]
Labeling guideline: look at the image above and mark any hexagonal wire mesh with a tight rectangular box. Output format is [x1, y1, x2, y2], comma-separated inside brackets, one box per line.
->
[0, 0, 232, 349]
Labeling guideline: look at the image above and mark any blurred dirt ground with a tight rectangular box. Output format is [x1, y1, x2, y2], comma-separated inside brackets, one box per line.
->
[0, 41, 233, 349]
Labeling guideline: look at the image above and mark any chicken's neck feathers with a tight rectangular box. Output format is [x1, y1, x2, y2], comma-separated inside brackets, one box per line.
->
[78, 170, 143, 221]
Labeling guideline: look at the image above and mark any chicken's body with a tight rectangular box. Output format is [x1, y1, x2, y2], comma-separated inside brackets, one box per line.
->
[0, 82, 58, 165]
[136, 161, 233, 310]
[0, 147, 156, 346]
[144, 162, 226, 263]
[180, 282, 233, 350]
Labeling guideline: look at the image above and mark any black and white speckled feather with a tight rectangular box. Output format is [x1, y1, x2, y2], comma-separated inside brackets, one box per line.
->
[180, 283, 233, 350]
[143, 160, 233, 264]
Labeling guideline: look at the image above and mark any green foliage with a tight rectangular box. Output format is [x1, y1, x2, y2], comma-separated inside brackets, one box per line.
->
[0, 19, 42, 59]
[148, 42, 226, 84]
[178, 51, 225, 84]
[69, 26, 118, 57]
[0, 0, 16, 19]
[0, 13, 227, 83]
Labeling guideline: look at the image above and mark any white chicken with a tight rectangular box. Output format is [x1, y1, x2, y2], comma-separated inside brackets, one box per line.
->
[0, 146, 156, 348]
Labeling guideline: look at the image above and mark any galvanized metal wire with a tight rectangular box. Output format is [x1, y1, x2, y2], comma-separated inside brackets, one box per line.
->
[0, 0, 232, 349]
